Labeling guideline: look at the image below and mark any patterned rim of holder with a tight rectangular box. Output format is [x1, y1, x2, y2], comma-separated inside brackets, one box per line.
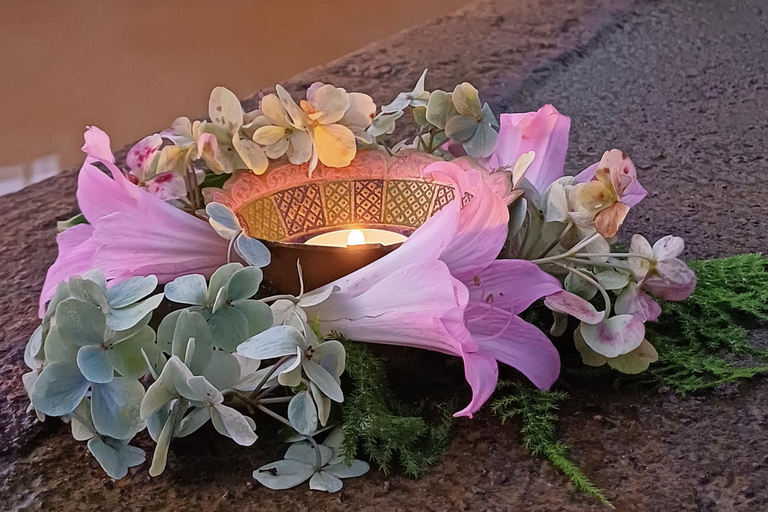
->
[204, 150, 459, 244]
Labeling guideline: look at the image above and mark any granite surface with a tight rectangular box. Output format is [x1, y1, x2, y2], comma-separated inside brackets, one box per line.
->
[2, 0, 767, 510]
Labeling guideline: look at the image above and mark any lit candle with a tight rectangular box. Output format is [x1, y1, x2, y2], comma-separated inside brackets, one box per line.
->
[304, 228, 407, 248]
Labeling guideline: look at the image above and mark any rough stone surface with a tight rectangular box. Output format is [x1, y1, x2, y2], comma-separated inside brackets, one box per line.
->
[2, 0, 768, 510]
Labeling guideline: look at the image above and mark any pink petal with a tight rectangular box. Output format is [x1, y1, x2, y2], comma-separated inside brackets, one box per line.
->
[574, 162, 598, 183]
[58, 127, 228, 292]
[453, 351, 498, 418]
[92, 211, 227, 283]
[127, 134, 162, 174]
[423, 162, 508, 281]
[615, 283, 661, 322]
[621, 179, 647, 208]
[653, 235, 685, 260]
[544, 290, 605, 325]
[76, 164, 138, 223]
[312, 260, 467, 356]
[146, 172, 187, 201]
[82, 126, 115, 164]
[466, 306, 560, 391]
[197, 132, 218, 160]
[38, 224, 98, 317]
[577, 150, 647, 207]
[643, 259, 697, 301]
[482, 105, 570, 193]
[467, 259, 562, 315]
[441, 139, 467, 158]
[306, 82, 326, 102]
[580, 315, 645, 358]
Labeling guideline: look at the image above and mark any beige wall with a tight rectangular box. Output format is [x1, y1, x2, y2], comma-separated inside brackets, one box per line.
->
[0, 0, 467, 194]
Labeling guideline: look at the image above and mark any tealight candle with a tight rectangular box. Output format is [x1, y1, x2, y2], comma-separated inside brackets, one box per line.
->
[304, 228, 407, 248]
[261, 228, 407, 295]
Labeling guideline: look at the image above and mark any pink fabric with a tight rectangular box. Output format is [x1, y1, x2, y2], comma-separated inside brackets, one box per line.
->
[482, 104, 571, 193]
[39, 127, 228, 316]
[309, 161, 563, 418]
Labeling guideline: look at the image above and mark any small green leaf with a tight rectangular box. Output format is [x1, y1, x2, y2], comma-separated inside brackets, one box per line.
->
[110, 326, 158, 380]
[412, 106, 428, 127]
[207, 263, 243, 305]
[425, 90, 458, 130]
[211, 404, 258, 445]
[445, 115, 477, 143]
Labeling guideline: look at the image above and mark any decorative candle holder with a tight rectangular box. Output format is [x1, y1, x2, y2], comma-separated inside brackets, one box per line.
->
[206, 150, 458, 294]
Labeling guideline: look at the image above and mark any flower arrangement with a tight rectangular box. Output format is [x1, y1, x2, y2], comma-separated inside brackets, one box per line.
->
[23, 71, 697, 493]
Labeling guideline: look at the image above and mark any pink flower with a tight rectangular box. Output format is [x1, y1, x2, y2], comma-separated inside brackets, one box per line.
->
[614, 282, 661, 322]
[545, 290, 646, 358]
[481, 104, 571, 193]
[126, 134, 187, 201]
[628, 234, 696, 301]
[307, 162, 563, 418]
[39, 127, 228, 316]
[573, 150, 648, 238]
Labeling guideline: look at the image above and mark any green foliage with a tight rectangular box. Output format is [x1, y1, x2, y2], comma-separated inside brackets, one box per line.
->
[492, 382, 613, 508]
[200, 172, 232, 189]
[645, 254, 768, 393]
[338, 337, 454, 477]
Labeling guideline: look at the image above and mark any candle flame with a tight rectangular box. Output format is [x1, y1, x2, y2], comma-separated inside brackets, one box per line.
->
[347, 229, 365, 246]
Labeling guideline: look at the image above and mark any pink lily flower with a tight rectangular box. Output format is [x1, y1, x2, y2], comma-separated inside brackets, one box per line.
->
[39, 127, 228, 316]
[481, 104, 571, 193]
[307, 162, 563, 418]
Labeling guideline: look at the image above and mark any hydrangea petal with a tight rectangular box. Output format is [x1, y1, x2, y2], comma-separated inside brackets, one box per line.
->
[544, 290, 605, 325]
[580, 315, 645, 358]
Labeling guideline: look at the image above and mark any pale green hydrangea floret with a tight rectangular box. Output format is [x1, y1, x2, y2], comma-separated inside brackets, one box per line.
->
[254, 427, 369, 492]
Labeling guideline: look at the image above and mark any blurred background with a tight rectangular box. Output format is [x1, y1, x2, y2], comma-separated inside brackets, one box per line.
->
[0, 0, 468, 196]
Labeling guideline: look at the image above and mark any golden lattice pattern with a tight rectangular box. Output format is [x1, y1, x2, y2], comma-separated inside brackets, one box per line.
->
[324, 181, 353, 227]
[353, 180, 384, 223]
[431, 184, 456, 215]
[238, 197, 286, 241]
[383, 180, 432, 227]
[273, 183, 326, 236]
[236, 178, 464, 242]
